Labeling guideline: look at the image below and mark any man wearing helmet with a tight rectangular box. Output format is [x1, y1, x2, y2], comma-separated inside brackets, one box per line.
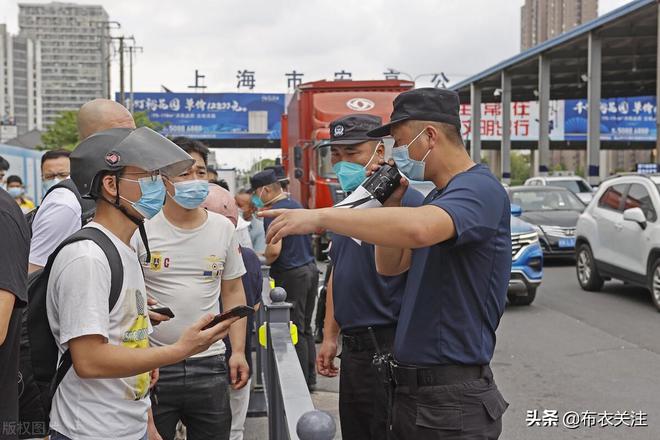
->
[46, 127, 241, 440]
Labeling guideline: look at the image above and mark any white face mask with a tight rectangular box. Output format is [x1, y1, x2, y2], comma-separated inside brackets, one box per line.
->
[42, 177, 63, 194]
[392, 129, 431, 181]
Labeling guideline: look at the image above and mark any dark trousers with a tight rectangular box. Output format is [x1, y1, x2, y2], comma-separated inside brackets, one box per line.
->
[314, 263, 333, 339]
[152, 355, 231, 440]
[390, 366, 508, 440]
[339, 328, 394, 440]
[272, 262, 318, 386]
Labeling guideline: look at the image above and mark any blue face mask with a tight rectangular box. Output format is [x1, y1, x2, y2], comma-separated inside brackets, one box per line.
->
[7, 187, 24, 198]
[392, 129, 431, 181]
[42, 177, 62, 194]
[251, 193, 264, 209]
[169, 179, 209, 209]
[120, 175, 166, 219]
[332, 145, 379, 193]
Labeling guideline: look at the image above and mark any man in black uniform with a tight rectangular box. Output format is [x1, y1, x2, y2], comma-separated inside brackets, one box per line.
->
[262, 88, 510, 439]
[264, 165, 289, 192]
[317, 114, 423, 439]
[251, 170, 318, 388]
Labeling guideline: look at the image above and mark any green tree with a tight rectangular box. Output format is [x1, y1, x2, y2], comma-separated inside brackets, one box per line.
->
[510, 152, 531, 186]
[250, 158, 276, 174]
[133, 111, 164, 131]
[40, 110, 162, 150]
[41, 111, 79, 150]
[551, 162, 567, 172]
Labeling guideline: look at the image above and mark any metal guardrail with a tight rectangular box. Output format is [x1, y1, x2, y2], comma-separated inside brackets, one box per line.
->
[253, 266, 337, 440]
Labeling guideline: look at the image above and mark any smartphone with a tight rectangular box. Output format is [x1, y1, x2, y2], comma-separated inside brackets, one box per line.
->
[202, 305, 255, 330]
[148, 306, 175, 319]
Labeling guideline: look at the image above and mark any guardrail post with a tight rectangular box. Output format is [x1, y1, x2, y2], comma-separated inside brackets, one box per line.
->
[296, 410, 337, 440]
[263, 286, 293, 439]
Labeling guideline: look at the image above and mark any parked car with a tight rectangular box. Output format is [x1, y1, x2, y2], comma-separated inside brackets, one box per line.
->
[508, 186, 586, 257]
[509, 204, 543, 305]
[575, 173, 660, 311]
[525, 175, 595, 204]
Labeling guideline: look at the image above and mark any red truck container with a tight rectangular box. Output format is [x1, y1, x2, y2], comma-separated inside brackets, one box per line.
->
[281, 79, 414, 257]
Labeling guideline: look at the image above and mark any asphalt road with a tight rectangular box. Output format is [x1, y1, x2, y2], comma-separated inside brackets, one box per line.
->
[495, 259, 660, 440]
[246, 260, 660, 439]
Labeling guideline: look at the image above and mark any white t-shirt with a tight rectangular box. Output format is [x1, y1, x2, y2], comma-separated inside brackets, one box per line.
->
[29, 185, 82, 267]
[47, 222, 152, 440]
[135, 210, 246, 358]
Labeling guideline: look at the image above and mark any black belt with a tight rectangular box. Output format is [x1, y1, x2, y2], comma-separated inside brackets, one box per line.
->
[342, 325, 395, 353]
[390, 363, 490, 393]
[271, 261, 316, 277]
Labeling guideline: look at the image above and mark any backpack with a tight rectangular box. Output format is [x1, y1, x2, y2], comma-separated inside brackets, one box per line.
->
[25, 179, 96, 231]
[18, 227, 124, 438]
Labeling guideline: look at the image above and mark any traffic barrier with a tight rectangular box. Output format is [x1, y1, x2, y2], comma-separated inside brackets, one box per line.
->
[252, 265, 336, 440]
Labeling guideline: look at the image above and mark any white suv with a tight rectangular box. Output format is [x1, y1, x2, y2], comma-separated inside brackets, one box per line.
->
[525, 175, 594, 204]
[575, 174, 660, 311]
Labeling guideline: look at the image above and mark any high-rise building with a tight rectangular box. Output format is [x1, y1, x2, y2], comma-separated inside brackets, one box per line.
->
[521, 0, 598, 50]
[521, 0, 598, 175]
[18, 2, 110, 127]
[0, 23, 43, 141]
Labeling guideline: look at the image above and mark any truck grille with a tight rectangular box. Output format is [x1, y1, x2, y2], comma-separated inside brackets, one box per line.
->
[511, 232, 539, 258]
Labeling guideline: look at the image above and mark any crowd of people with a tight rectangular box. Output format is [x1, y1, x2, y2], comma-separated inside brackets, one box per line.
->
[0, 99, 284, 440]
[1, 88, 513, 440]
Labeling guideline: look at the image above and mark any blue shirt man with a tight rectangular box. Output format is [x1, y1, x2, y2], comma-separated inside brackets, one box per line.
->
[260, 88, 511, 439]
[251, 169, 317, 388]
[318, 114, 425, 440]
[395, 164, 511, 366]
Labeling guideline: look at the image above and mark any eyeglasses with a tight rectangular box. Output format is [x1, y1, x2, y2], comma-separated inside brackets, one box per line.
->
[121, 172, 160, 181]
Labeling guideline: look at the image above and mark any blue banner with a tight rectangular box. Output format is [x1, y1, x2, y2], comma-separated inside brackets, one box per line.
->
[564, 95, 657, 141]
[117, 92, 285, 140]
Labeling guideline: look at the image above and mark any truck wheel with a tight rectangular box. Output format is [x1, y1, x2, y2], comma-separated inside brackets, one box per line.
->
[576, 243, 603, 291]
[648, 259, 660, 312]
[508, 287, 536, 306]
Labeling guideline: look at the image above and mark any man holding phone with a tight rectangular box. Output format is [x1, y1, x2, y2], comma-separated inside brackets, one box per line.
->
[45, 127, 238, 440]
[135, 138, 249, 440]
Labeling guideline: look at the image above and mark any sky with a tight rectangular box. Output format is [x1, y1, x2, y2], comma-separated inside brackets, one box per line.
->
[0, 0, 632, 169]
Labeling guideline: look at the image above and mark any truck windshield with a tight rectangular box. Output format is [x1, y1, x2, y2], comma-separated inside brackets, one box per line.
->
[317, 144, 336, 179]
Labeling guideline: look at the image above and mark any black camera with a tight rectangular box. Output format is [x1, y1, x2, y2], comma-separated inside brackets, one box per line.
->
[361, 164, 402, 204]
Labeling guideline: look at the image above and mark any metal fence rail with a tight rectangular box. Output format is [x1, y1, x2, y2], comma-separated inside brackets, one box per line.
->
[253, 268, 336, 440]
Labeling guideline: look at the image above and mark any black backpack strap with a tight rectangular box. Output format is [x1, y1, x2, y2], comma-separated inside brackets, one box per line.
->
[49, 227, 124, 394]
[44, 179, 96, 226]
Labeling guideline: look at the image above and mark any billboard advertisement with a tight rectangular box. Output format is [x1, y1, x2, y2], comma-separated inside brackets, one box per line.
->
[459, 95, 657, 143]
[460, 101, 565, 142]
[564, 96, 657, 141]
[117, 92, 285, 140]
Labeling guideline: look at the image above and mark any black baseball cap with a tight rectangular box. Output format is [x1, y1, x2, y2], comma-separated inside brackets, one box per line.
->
[329, 114, 383, 146]
[367, 88, 461, 138]
[250, 169, 277, 192]
[264, 165, 288, 182]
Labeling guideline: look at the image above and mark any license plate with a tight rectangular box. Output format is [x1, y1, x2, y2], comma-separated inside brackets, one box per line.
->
[558, 237, 576, 248]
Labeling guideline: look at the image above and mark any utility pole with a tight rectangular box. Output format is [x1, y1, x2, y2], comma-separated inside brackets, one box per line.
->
[119, 36, 125, 105]
[109, 35, 134, 106]
[92, 20, 120, 99]
[127, 45, 143, 113]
